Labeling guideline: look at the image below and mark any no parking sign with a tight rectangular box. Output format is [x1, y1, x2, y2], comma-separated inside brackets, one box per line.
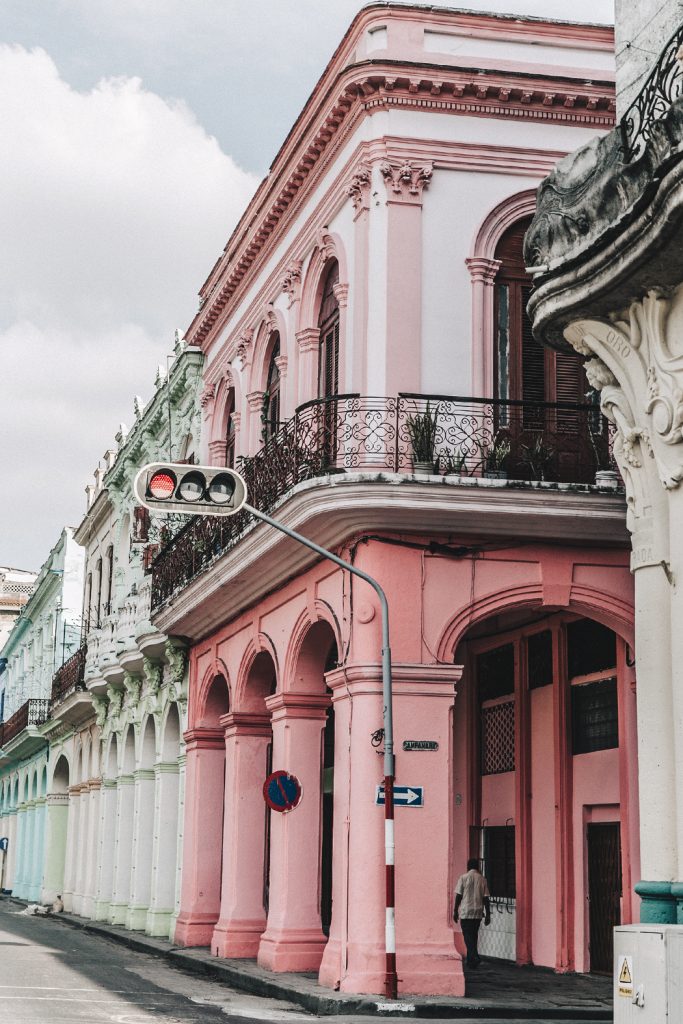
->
[263, 770, 303, 812]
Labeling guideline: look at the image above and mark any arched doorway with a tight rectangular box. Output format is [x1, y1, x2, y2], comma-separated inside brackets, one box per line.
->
[147, 702, 182, 937]
[453, 608, 636, 975]
[44, 755, 70, 903]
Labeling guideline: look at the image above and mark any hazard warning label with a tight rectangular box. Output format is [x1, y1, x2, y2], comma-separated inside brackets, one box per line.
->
[617, 954, 634, 998]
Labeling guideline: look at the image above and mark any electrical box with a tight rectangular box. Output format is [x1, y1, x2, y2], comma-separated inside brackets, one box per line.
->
[614, 924, 683, 1023]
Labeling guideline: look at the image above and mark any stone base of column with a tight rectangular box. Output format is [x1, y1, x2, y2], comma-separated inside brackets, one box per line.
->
[93, 899, 111, 921]
[257, 927, 328, 972]
[211, 916, 266, 958]
[81, 895, 95, 919]
[635, 880, 676, 923]
[323, 939, 464, 996]
[174, 911, 219, 947]
[109, 901, 129, 926]
[146, 907, 174, 936]
[125, 904, 149, 931]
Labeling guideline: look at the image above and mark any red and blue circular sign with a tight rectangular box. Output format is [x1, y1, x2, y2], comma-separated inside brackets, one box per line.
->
[263, 770, 303, 813]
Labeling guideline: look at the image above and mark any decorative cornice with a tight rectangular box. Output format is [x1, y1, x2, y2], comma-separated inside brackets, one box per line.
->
[187, 63, 614, 351]
[380, 159, 433, 202]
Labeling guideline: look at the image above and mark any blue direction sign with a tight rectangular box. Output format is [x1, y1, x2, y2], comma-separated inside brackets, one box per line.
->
[0, 838, 7, 852]
[375, 784, 424, 807]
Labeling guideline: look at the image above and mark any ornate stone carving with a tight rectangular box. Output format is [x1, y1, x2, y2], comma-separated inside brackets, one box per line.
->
[235, 328, 254, 362]
[565, 291, 683, 491]
[282, 261, 303, 305]
[199, 383, 216, 408]
[123, 671, 141, 708]
[106, 684, 123, 720]
[165, 639, 188, 704]
[379, 160, 433, 201]
[223, 366, 234, 389]
[143, 657, 163, 696]
[315, 228, 336, 262]
[332, 282, 349, 309]
[346, 162, 372, 213]
[264, 303, 278, 334]
[91, 694, 109, 729]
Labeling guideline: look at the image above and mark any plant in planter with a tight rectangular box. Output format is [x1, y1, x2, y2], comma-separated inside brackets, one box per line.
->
[480, 433, 511, 478]
[441, 446, 468, 476]
[520, 434, 555, 481]
[406, 402, 440, 474]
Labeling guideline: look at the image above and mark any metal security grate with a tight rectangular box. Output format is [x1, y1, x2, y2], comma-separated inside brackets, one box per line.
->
[481, 700, 515, 775]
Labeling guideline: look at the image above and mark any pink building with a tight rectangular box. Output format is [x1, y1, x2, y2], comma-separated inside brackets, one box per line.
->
[151, 4, 636, 997]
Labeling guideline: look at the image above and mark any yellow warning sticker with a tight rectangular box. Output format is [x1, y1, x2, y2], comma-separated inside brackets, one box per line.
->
[617, 955, 634, 997]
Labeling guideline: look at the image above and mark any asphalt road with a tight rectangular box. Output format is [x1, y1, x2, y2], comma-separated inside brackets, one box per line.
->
[0, 900, 609, 1024]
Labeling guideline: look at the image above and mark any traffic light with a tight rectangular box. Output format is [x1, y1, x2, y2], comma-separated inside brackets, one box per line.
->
[133, 463, 248, 516]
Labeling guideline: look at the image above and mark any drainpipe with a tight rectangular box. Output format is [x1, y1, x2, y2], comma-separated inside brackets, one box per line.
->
[244, 504, 398, 1000]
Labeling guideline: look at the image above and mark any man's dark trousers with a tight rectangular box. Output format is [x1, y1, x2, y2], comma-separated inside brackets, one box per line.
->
[460, 917, 481, 966]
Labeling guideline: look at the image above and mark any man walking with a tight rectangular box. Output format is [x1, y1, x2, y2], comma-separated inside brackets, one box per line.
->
[454, 857, 491, 968]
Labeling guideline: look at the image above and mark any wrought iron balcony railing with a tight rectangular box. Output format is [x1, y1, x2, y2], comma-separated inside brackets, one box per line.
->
[621, 22, 683, 162]
[51, 643, 87, 706]
[151, 393, 616, 611]
[1, 698, 50, 745]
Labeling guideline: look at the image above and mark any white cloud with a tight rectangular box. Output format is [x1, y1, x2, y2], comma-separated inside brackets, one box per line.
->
[0, 45, 259, 567]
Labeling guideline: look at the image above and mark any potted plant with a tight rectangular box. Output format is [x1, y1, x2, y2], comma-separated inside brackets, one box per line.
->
[520, 434, 555, 481]
[442, 446, 468, 477]
[406, 402, 439, 475]
[481, 433, 511, 479]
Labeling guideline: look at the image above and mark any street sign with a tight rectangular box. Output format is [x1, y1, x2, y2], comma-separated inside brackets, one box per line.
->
[0, 838, 7, 852]
[376, 784, 424, 807]
[402, 740, 438, 751]
[263, 770, 303, 812]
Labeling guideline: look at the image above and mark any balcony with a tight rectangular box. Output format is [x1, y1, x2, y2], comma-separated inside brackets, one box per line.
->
[151, 393, 619, 614]
[51, 644, 87, 705]
[0, 698, 50, 763]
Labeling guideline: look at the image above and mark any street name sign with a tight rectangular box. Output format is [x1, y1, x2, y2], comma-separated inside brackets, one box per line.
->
[376, 784, 424, 807]
[402, 740, 438, 751]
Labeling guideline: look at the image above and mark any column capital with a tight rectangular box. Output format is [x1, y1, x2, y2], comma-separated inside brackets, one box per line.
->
[265, 692, 329, 719]
[296, 327, 320, 353]
[346, 162, 372, 217]
[182, 727, 225, 751]
[220, 712, 272, 737]
[325, 661, 462, 698]
[282, 260, 303, 307]
[246, 390, 265, 412]
[332, 282, 349, 309]
[380, 159, 432, 205]
[465, 256, 502, 285]
[208, 439, 228, 463]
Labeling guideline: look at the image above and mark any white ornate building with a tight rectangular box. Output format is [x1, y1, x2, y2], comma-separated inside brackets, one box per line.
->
[40, 334, 203, 933]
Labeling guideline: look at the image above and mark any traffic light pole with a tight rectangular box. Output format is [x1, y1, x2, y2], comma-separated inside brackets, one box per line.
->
[244, 503, 398, 1000]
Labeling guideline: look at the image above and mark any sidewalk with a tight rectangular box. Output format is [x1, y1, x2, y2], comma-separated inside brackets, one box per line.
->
[28, 904, 612, 1020]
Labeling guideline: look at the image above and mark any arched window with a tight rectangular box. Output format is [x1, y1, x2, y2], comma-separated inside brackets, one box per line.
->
[95, 557, 103, 627]
[84, 572, 93, 633]
[226, 409, 236, 468]
[264, 334, 281, 441]
[105, 544, 114, 616]
[318, 261, 339, 400]
[494, 219, 584, 415]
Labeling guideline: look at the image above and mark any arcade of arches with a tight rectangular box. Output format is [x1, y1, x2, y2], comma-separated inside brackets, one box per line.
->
[173, 536, 636, 996]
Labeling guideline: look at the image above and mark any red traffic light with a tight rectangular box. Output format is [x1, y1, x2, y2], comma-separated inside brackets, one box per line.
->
[148, 470, 176, 500]
[134, 463, 247, 517]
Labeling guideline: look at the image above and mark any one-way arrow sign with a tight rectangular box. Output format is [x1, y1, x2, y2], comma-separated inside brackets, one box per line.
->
[376, 784, 424, 807]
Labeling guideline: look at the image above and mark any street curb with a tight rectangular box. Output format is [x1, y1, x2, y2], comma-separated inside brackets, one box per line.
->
[14, 902, 612, 1020]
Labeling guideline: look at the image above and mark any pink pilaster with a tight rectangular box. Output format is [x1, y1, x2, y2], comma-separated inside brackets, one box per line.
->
[257, 693, 329, 972]
[296, 328, 320, 405]
[174, 728, 225, 947]
[211, 713, 272, 957]
[465, 257, 501, 397]
[381, 159, 431, 395]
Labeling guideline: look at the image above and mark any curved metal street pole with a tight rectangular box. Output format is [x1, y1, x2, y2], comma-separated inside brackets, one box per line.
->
[244, 503, 398, 1000]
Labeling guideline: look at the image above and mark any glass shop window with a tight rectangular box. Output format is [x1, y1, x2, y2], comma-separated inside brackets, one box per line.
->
[567, 620, 616, 678]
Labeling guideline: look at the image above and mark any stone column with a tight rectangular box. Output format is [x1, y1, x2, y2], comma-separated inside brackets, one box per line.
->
[126, 768, 156, 930]
[29, 796, 46, 901]
[72, 783, 91, 915]
[465, 257, 502, 397]
[109, 773, 135, 925]
[563, 305, 683, 922]
[171, 749, 187, 940]
[82, 781, 101, 918]
[62, 788, 79, 911]
[257, 694, 328, 973]
[379, 159, 432, 395]
[41, 793, 69, 903]
[347, 162, 372, 394]
[211, 713, 271, 957]
[146, 761, 180, 937]
[93, 778, 117, 920]
[12, 804, 27, 898]
[5, 809, 18, 890]
[20, 800, 35, 901]
[174, 729, 225, 946]
[296, 329, 320, 405]
[318, 663, 464, 997]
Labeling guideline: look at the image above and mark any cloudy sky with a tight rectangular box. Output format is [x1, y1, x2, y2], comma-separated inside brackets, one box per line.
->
[1, 0, 613, 570]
